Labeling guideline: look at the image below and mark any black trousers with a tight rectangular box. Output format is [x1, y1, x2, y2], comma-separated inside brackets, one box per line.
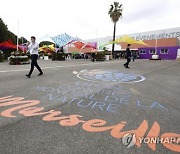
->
[92, 57, 95, 62]
[28, 54, 43, 76]
[124, 58, 131, 67]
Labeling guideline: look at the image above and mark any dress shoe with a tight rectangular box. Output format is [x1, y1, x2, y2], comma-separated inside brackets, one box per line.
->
[38, 72, 43, 76]
[26, 74, 30, 78]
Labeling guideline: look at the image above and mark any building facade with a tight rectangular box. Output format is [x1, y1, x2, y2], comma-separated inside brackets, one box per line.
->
[86, 27, 180, 60]
[86, 27, 180, 49]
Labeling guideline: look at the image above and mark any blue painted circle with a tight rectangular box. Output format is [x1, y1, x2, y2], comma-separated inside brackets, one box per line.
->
[77, 70, 145, 83]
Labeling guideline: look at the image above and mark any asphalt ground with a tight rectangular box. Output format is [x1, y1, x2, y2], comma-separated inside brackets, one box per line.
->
[0, 59, 180, 154]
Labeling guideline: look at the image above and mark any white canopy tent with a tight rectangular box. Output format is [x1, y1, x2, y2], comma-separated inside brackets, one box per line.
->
[36, 34, 55, 44]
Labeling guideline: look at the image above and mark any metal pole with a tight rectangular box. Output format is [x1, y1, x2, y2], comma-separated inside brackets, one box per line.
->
[22, 37, 24, 52]
[96, 29, 98, 50]
[155, 35, 157, 53]
[17, 20, 19, 51]
[96, 29, 98, 40]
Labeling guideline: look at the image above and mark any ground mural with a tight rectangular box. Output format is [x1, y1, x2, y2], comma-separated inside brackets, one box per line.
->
[74, 69, 146, 83]
[0, 70, 179, 152]
[0, 96, 179, 152]
[35, 82, 168, 113]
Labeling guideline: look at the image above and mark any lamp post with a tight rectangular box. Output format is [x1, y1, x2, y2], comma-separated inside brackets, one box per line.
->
[155, 35, 157, 52]
[22, 37, 24, 52]
[16, 20, 19, 51]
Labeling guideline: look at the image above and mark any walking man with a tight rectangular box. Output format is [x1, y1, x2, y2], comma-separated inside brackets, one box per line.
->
[26, 36, 43, 78]
[132, 51, 136, 62]
[124, 44, 131, 68]
[91, 50, 96, 62]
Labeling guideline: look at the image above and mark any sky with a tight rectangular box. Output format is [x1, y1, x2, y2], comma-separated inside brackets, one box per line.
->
[0, 0, 180, 41]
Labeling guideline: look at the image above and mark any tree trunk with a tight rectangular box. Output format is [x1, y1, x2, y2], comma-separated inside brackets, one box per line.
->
[112, 22, 116, 58]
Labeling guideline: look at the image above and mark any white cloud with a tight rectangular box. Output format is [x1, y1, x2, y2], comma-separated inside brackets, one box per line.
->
[0, 0, 180, 41]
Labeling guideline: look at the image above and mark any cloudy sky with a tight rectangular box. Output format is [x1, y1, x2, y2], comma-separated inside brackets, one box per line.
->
[0, 0, 180, 40]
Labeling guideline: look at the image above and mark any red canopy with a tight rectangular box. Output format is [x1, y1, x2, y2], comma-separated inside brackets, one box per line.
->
[0, 40, 25, 51]
[0, 40, 17, 50]
[73, 41, 85, 50]
[73, 41, 96, 50]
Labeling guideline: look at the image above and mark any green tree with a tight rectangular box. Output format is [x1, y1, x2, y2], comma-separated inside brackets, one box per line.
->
[0, 18, 27, 44]
[7, 30, 16, 44]
[18, 37, 28, 44]
[108, 2, 123, 57]
[0, 18, 8, 43]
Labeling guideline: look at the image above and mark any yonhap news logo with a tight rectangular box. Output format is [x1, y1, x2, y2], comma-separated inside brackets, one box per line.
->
[122, 133, 180, 148]
[139, 137, 180, 144]
[122, 133, 136, 148]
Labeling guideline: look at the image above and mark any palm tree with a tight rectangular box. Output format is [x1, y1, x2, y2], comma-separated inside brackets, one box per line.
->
[108, 2, 123, 57]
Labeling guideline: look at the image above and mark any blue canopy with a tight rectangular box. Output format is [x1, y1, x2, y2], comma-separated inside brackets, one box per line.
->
[51, 33, 77, 47]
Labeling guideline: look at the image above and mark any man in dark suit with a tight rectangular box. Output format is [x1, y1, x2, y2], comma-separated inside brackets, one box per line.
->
[124, 44, 131, 68]
[91, 50, 95, 62]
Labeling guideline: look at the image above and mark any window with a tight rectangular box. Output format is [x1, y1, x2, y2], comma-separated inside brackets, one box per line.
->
[139, 50, 146, 54]
[149, 49, 156, 54]
[160, 49, 168, 54]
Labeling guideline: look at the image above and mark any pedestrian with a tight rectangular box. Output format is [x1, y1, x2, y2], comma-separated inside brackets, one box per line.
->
[132, 51, 136, 62]
[91, 50, 95, 62]
[124, 44, 131, 68]
[26, 36, 43, 78]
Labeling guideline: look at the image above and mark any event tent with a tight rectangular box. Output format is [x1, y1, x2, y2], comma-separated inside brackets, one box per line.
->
[39, 44, 55, 53]
[0, 40, 25, 51]
[73, 41, 97, 50]
[36, 34, 55, 44]
[51, 33, 78, 47]
[103, 35, 149, 46]
[0, 40, 17, 50]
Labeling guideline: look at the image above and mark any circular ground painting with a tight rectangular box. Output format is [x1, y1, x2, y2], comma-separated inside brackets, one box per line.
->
[75, 70, 145, 83]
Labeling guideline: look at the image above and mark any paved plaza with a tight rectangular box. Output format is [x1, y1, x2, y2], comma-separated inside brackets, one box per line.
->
[0, 59, 180, 154]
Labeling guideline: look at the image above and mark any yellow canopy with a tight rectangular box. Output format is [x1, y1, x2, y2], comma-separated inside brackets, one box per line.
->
[103, 35, 149, 47]
[39, 44, 55, 53]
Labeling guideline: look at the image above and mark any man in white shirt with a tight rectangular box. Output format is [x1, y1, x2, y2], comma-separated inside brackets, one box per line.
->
[26, 36, 43, 78]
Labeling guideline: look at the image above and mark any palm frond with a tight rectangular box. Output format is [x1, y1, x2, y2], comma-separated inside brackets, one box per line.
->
[114, 2, 119, 7]
[108, 5, 114, 14]
[109, 1, 123, 22]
